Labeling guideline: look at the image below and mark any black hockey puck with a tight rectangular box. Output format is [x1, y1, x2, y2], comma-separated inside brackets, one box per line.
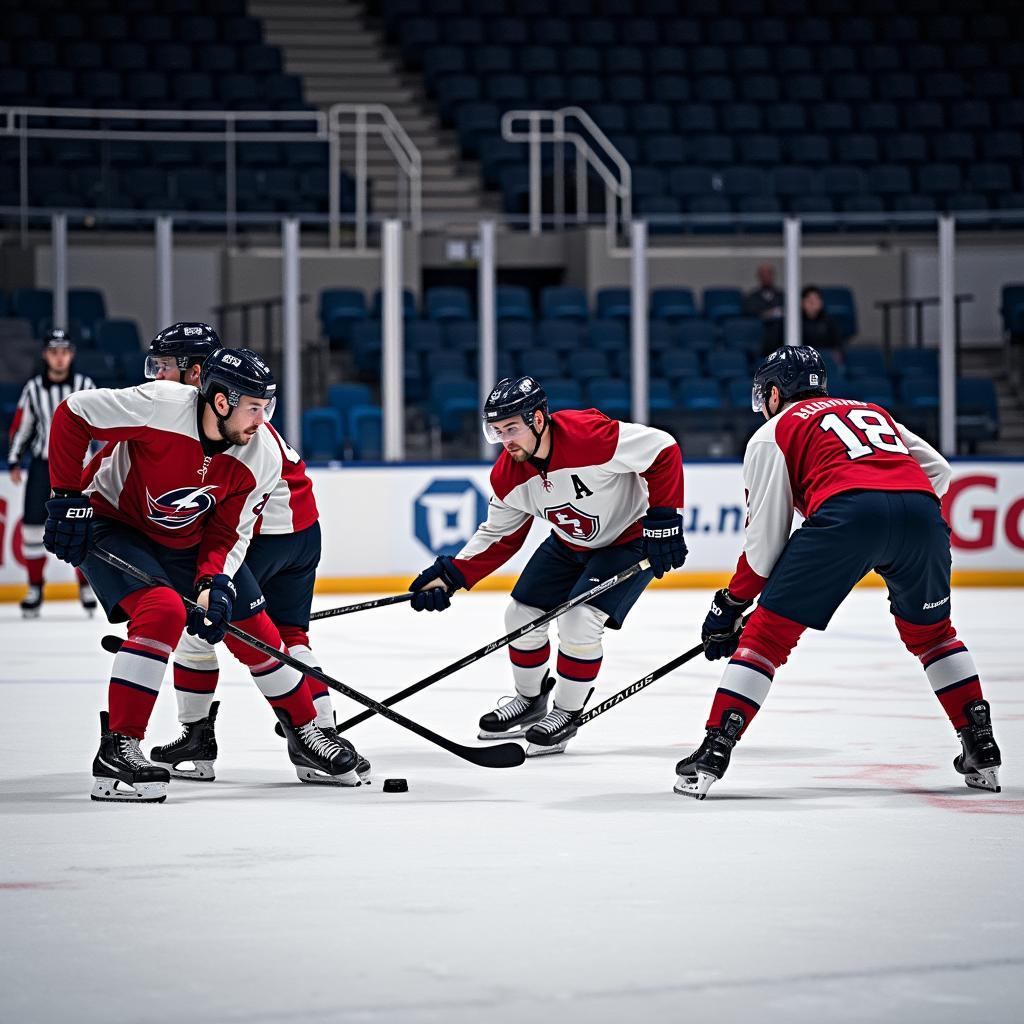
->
[382, 778, 408, 793]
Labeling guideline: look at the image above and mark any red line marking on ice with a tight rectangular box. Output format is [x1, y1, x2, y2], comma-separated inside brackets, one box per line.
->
[0, 882, 64, 890]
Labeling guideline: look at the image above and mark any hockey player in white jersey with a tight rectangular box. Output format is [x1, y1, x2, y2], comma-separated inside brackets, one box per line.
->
[408, 376, 686, 755]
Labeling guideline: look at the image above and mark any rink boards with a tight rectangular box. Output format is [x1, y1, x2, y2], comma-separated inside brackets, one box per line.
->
[1, 458, 1022, 596]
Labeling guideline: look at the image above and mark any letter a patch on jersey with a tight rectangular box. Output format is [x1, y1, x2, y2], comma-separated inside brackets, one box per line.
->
[544, 502, 600, 542]
[571, 473, 594, 499]
[146, 485, 218, 530]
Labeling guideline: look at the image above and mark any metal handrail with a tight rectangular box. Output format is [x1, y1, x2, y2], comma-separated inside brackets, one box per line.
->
[501, 106, 632, 246]
[0, 103, 422, 249]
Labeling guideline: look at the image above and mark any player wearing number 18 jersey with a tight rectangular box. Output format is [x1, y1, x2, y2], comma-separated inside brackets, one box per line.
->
[676, 345, 1001, 800]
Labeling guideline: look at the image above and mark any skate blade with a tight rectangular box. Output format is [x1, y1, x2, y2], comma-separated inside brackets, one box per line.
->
[296, 766, 362, 787]
[90, 777, 168, 803]
[525, 740, 569, 757]
[964, 767, 1001, 793]
[21, 608, 41, 619]
[355, 758, 372, 783]
[478, 726, 530, 740]
[673, 770, 716, 800]
[153, 760, 215, 782]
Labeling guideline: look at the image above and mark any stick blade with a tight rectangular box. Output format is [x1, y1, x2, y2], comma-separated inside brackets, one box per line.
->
[453, 740, 527, 768]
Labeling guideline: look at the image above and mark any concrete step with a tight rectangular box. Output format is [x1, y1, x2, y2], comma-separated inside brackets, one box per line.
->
[307, 86, 416, 104]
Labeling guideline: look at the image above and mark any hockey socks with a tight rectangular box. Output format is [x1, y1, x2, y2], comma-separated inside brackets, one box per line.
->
[224, 612, 317, 726]
[173, 660, 220, 723]
[554, 647, 602, 712]
[895, 617, 985, 729]
[280, 626, 334, 729]
[107, 588, 186, 738]
[508, 640, 550, 697]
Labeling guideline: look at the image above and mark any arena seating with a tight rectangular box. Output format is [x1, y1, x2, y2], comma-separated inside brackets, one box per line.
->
[306, 281, 1003, 459]
[0, 0, 361, 216]
[379, 0, 1024, 225]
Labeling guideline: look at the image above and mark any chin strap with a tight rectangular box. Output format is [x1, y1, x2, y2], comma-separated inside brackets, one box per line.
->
[525, 409, 550, 458]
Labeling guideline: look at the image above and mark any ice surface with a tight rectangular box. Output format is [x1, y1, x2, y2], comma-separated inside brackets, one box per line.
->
[1, 589, 1021, 1024]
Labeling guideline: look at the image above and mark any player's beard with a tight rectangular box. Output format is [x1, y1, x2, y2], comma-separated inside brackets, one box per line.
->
[505, 443, 532, 463]
[216, 414, 256, 447]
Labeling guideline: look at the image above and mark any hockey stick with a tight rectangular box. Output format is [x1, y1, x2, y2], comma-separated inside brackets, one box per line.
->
[90, 547, 526, 769]
[100, 590, 416, 651]
[310, 592, 414, 620]
[577, 612, 753, 728]
[335, 558, 651, 733]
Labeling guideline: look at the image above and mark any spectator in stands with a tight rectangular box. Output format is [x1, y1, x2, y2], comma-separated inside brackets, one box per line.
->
[743, 264, 784, 351]
[800, 285, 842, 353]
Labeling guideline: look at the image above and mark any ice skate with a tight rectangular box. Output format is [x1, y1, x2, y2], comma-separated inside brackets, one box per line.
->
[79, 580, 97, 616]
[150, 701, 219, 781]
[91, 711, 170, 803]
[674, 709, 746, 800]
[274, 715, 371, 781]
[954, 699, 1001, 793]
[20, 584, 43, 619]
[478, 673, 554, 740]
[274, 708, 362, 787]
[524, 701, 585, 757]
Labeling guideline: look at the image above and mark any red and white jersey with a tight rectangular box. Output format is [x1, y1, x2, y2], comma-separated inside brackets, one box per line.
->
[49, 381, 284, 581]
[256, 422, 318, 535]
[453, 408, 684, 588]
[728, 396, 952, 600]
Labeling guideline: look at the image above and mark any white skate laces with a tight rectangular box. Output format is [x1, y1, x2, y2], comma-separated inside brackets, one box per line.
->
[534, 707, 573, 735]
[297, 721, 343, 760]
[118, 736, 152, 771]
[493, 693, 534, 722]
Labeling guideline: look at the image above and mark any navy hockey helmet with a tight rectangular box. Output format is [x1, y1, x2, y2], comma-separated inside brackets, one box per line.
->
[146, 322, 221, 379]
[751, 345, 828, 415]
[44, 327, 73, 350]
[200, 347, 277, 419]
[482, 375, 549, 445]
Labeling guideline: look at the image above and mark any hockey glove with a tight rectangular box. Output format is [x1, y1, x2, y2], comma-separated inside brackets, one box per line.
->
[408, 556, 467, 612]
[701, 588, 753, 661]
[187, 574, 236, 645]
[642, 506, 687, 579]
[43, 491, 93, 567]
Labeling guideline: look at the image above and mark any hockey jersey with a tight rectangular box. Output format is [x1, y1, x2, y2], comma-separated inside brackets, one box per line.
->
[7, 370, 94, 464]
[256, 422, 318, 535]
[453, 408, 684, 588]
[728, 396, 952, 601]
[49, 381, 284, 581]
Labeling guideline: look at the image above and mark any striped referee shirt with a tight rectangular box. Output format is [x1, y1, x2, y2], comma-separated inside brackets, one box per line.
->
[7, 370, 95, 465]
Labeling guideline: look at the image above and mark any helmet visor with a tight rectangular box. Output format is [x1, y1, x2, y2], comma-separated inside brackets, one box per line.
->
[482, 416, 535, 445]
[751, 384, 765, 413]
[145, 355, 180, 380]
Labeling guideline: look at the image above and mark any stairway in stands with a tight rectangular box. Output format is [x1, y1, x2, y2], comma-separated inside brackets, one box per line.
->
[961, 348, 1024, 455]
[249, 0, 488, 225]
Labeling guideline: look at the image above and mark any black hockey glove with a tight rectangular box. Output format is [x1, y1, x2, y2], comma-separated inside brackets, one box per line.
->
[43, 491, 93, 567]
[641, 506, 687, 579]
[701, 588, 753, 661]
[187, 574, 236, 645]
[408, 556, 467, 612]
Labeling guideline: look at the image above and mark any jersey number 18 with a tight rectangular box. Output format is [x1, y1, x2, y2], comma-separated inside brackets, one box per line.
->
[819, 408, 909, 461]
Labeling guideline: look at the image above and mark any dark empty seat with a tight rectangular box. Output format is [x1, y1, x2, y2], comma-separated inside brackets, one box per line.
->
[919, 164, 963, 196]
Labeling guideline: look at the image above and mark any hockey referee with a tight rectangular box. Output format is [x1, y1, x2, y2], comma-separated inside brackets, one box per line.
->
[7, 327, 96, 617]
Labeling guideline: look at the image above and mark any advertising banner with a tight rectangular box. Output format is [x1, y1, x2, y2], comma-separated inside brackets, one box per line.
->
[1, 460, 1022, 597]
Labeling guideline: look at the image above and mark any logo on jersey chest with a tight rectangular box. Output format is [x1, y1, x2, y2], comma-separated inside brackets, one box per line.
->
[544, 502, 601, 542]
[146, 485, 219, 529]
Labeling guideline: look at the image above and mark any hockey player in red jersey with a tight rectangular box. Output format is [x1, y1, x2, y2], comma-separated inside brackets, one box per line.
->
[408, 376, 686, 755]
[140, 324, 369, 782]
[676, 345, 1001, 800]
[44, 347, 361, 802]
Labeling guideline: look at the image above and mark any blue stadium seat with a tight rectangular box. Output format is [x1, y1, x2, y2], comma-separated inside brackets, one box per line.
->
[540, 287, 588, 322]
[443, 322, 480, 353]
[899, 376, 939, 410]
[859, 102, 900, 133]
[595, 288, 630, 321]
[320, 289, 367, 342]
[1000, 285, 1024, 337]
[721, 317, 764, 356]
[668, 167, 716, 200]
[327, 383, 373, 435]
[677, 378, 724, 411]
[68, 289, 107, 343]
[544, 378, 583, 412]
[96, 319, 142, 356]
[425, 287, 472, 323]
[536, 320, 583, 352]
[885, 134, 928, 164]
[587, 320, 627, 351]
[918, 164, 963, 196]
[517, 347, 562, 379]
[498, 321, 534, 351]
[585, 377, 630, 419]
[819, 287, 858, 340]
[932, 133, 976, 164]
[676, 319, 717, 352]
[836, 135, 880, 165]
[891, 349, 939, 379]
[678, 104, 718, 135]
[844, 348, 887, 379]
[11, 289, 52, 337]
[349, 404, 383, 460]
[567, 351, 610, 382]
[302, 408, 343, 461]
[739, 135, 782, 165]
[702, 288, 744, 323]
[424, 350, 468, 379]
[706, 349, 748, 380]
[73, 350, 118, 388]
[956, 378, 999, 444]
[651, 288, 697, 322]
[722, 103, 762, 134]
[495, 286, 532, 322]
[849, 376, 895, 406]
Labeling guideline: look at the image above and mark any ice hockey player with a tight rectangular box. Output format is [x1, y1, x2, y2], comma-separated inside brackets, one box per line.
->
[7, 328, 96, 617]
[676, 344, 1001, 800]
[44, 346, 361, 802]
[142, 323, 368, 782]
[408, 376, 686, 755]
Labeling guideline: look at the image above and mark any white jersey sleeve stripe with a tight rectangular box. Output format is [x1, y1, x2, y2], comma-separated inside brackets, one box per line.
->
[740, 436, 795, 580]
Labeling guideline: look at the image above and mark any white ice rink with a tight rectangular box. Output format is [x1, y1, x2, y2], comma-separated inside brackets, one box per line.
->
[1, 588, 1020, 1024]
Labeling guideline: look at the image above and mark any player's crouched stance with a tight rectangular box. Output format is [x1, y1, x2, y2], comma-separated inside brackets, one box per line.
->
[44, 348, 360, 802]
[409, 376, 686, 756]
[674, 345, 1001, 800]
